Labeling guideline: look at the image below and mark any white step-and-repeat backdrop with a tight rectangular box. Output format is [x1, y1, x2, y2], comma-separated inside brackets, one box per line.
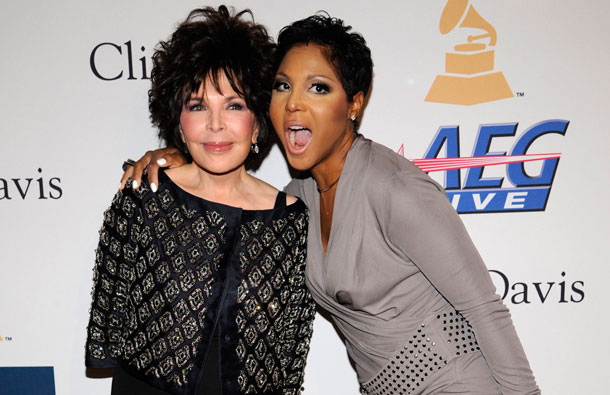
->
[1, 1, 608, 393]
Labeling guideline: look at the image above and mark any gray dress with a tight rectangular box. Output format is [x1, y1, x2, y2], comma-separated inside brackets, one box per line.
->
[285, 135, 540, 395]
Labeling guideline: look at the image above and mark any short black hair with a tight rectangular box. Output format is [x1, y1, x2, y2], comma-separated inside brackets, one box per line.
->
[149, 5, 275, 160]
[275, 13, 373, 102]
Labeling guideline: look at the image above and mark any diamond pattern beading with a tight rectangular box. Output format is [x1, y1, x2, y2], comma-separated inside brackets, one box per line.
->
[87, 184, 314, 394]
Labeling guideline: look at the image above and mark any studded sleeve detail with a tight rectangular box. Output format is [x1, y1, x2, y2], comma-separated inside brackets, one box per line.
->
[380, 170, 539, 394]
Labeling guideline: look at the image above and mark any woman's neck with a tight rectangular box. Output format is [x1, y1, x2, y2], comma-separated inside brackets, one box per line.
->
[179, 163, 251, 201]
[311, 132, 356, 190]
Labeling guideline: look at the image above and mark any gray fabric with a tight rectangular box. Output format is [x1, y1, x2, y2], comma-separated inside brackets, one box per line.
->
[285, 135, 540, 394]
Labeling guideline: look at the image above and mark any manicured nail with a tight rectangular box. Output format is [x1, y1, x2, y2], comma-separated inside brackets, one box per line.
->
[119, 182, 123, 190]
[157, 158, 167, 166]
[150, 182, 157, 193]
[132, 180, 138, 189]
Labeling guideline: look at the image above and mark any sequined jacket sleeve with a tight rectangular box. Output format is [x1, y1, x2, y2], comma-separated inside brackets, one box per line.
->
[86, 187, 141, 368]
[376, 167, 540, 394]
[280, 217, 316, 394]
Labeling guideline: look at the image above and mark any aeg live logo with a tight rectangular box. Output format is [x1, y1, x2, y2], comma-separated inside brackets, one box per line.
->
[425, 0, 513, 105]
[399, 120, 569, 214]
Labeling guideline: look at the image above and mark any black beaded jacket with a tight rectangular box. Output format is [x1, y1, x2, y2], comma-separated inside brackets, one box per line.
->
[85, 170, 315, 394]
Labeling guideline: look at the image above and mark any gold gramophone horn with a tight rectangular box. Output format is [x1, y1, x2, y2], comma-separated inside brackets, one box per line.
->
[439, 0, 497, 48]
[425, 0, 513, 104]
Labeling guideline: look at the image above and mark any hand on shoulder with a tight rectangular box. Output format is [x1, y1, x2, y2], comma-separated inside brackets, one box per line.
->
[119, 147, 186, 192]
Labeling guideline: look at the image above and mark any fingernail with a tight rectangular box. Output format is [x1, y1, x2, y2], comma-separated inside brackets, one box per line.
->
[132, 180, 138, 189]
[157, 158, 167, 166]
[119, 183, 123, 190]
[150, 182, 157, 193]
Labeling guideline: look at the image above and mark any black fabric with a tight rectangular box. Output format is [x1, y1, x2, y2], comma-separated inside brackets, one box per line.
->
[197, 326, 221, 395]
[112, 365, 169, 395]
[112, 341, 221, 395]
[86, 169, 314, 395]
[273, 191, 287, 209]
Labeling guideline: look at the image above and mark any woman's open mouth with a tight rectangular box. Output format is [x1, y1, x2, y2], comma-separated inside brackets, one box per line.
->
[286, 125, 312, 154]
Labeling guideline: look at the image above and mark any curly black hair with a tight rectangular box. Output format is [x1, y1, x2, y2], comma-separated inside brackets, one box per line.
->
[148, 5, 276, 160]
[275, 13, 373, 103]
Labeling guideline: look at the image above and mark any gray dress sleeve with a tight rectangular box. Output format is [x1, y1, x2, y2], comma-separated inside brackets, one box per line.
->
[283, 179, 302, 199]
[378, 169, 540, 395]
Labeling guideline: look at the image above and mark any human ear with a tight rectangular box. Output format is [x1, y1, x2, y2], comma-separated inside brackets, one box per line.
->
[348, 91, 365, 120]
[179, 126, 186, 143]
[251, 123, 260, 144]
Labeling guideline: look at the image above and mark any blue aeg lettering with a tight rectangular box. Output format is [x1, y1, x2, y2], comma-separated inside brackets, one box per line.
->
[423, 120, 569, 213]
[423, 126, 461, 189]
[465, 123, 517, 189]
[507, 120, 569, 187]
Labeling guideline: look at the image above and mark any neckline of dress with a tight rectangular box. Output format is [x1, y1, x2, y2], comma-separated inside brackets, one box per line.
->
[158, 168, 302, 214]
[317, 134, 363, 259]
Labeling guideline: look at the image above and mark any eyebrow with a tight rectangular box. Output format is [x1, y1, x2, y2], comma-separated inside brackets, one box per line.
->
[307, 74, 334, 81]
[185, 95, 244, 101]
[223, 95, 244, 101]
[274, 72, 335, 82]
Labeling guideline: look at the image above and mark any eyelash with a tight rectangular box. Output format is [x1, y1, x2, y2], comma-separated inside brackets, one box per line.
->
[273, 81, 290, 91]
[185, 102, 245, 111]
[272, 81, 330, 94]
[187, 103, 203, 111]
[310, 82, 330, 94]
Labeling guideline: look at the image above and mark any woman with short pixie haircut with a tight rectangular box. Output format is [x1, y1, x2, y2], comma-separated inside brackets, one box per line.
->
[272, 14, 539, 395]
[124, 11, 540, 395]
[86, 6, 314, 395]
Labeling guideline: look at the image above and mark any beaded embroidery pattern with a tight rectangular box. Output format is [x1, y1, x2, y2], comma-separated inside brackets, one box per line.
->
[360, 311, 480, 395]
[234, 211, 314, 394]
[86, 180, 314, 395]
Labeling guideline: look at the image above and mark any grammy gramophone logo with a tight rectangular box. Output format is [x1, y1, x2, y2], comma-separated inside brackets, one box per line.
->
[425, 0, 513, 105]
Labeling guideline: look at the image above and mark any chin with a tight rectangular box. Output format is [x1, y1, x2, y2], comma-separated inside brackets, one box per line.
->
[191, 158, 243, 175]
[285, 154, 314, 172]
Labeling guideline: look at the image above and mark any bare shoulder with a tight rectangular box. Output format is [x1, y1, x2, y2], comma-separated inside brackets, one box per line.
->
[246, 176, 281, 209]
[285, 194, 298, 205]
[249, 176, 298, 208]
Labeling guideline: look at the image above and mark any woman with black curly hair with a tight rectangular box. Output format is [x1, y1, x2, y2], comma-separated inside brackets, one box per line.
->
[86, 6, 314, 395]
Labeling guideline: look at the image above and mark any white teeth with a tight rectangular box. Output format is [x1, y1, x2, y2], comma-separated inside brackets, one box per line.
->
[288, 126, 306, 131]
[289, 130, 296, 146]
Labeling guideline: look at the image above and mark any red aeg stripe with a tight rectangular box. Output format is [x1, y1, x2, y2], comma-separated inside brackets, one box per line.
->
[410, 153, 561, 172]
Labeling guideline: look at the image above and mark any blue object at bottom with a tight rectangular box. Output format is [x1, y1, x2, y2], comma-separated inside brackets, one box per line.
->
[0, 367, 56, 395]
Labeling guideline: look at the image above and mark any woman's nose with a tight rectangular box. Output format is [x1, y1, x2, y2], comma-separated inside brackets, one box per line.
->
[286, 91, 305, 112]
[207, 110, 225, 132]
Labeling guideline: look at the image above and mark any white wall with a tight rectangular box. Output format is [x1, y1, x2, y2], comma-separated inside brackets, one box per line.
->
[1, 1, 608, 393]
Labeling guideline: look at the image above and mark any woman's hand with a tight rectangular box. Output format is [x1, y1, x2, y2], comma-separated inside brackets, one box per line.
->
[119, 147, 186, 192]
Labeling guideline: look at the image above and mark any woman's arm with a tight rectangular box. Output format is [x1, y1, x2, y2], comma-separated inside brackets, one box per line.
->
[86, 188, 141, 368]
[379, 169, 540, 395]
[281, 208, 315, 394]
[119, 147, 186, 191]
